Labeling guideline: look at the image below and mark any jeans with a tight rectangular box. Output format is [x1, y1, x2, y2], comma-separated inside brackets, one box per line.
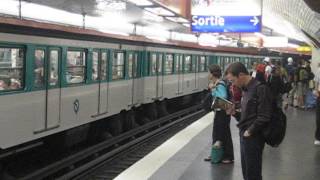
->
[212, 110, 234, 160]
[240, 130, 265, 180]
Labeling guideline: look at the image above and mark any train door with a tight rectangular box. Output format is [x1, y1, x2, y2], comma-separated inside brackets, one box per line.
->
[175, 54, 184, 95]
[127, 51, 139, 106]
[34, 47, 61, 133]
[156, 53, 164, 99]
[148, 52, 157, 100]
[194, 55, 199, 91]
[92, 50, 108, 116]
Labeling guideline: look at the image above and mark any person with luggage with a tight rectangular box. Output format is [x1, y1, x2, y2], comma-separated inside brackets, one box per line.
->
[204, 64, 234, 164]
[296, 60, 309, 109]
[225, 62, 272, 180]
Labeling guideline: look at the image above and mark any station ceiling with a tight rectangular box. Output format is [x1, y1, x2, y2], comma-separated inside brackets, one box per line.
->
[19, 0, 320, 48]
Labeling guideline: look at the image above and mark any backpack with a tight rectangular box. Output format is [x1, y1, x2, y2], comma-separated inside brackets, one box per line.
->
[298, 68, 309, 82]
[254, 83, 287, 147]
[216, 79, 232, 101]
[263, 106, 287, 147]
[256, 64, 266, 74]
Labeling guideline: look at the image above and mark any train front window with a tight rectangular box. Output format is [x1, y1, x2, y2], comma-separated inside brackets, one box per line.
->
[49, 50, 59, 86]
[165, 54, 173, 75]
[66, 50, 86, 84]
[34, 49, 45, 88]
[112, 52, 124, 80]
[0, 47, 24, 91]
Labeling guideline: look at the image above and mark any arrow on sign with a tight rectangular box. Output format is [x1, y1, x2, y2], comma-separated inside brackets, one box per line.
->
[250, 16, 259, 26]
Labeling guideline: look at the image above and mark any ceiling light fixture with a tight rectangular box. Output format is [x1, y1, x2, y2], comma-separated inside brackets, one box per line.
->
[182, 23, 190, 27]
[144, 7, 175, 16]
[127, 0, 153, 6]
[165, 17, 189, 23]
[143, 10, 163, 22]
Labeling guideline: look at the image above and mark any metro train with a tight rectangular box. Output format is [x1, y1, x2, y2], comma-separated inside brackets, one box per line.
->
[0, 29, 287, 158]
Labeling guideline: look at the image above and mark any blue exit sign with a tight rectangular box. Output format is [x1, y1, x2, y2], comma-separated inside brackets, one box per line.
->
[191, 15, 262, 33]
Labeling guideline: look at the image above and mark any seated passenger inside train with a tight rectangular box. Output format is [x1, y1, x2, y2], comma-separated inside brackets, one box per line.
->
[0, 79, 8, 90]
[9, 78, 21, 90]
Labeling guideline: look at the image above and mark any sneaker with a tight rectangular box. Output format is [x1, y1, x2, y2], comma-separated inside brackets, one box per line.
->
[204, 156, 211, 161]
[314, 140, 320, 146]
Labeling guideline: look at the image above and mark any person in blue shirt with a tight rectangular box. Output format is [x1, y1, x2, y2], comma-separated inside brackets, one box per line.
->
[204, 64, 234, 164]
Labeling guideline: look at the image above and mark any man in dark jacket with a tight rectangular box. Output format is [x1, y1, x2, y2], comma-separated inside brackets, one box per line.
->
[225, 62, 272, 180]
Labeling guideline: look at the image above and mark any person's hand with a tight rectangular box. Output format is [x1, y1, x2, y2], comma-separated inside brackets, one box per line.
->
[208, 82, 214, 89]
[243, 130, 251, 137]
[313, 90, 319, 97]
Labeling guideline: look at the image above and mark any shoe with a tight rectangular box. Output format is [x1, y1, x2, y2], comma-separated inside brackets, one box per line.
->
[314, 140, 320, 146]
[221, 159, 234, 164]
[204, 156, 211, 161]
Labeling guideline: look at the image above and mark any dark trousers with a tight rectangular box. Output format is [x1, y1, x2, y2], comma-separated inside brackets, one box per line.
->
[240, 131, 265, 180]
[212, 110, 234, 160]
[316, 99, 320, 140]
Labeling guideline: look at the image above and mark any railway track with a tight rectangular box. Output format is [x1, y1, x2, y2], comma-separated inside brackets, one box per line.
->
[17, 104, 206, 180]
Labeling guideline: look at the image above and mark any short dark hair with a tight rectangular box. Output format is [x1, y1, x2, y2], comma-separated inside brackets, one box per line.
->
[225, 62, 249, 77]
[208, 64, 222, 78]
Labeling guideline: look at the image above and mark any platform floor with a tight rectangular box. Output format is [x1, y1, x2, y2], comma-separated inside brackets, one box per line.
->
[115, 107, 320, 180]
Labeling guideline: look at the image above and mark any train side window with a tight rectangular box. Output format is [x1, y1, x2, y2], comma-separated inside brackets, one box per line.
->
[184, 55, 192, 73]
[133, 53, 138, 78]
[175, 55, 183, 73]
[165, 54, 173, 75]
[101, 52, 108, 81]
[49, 50, 59, 86]
[0, 47, 24, 91]
[199, 56, 206, 72]
[92, 51, 99, 81]
[128, 53, 138, 78]
[151, 54, 157, 75]
[179, 55, 183, 73]
[34, 49, 45, 88]
[158, 54, 163, 74]
[128, 54, 133, 78]
[192, 56, 198, 72]
[112, 52, 124, 80]
[66, 50, 86, 84]
[205, 57, 208, 71]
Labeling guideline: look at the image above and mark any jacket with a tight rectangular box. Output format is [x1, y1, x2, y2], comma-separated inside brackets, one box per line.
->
[238, 79, 272, 135]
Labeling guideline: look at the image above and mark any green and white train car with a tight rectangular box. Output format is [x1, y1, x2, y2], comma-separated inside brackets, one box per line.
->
[0, 31, 280, 152]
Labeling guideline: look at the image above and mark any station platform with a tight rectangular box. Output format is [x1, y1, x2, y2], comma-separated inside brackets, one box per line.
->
[115, 107, 320, 180]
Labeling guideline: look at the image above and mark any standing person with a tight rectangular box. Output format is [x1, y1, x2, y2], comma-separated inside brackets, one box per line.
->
[286, 57, 295, 83]
[204, 64, 234, 164]
[296, 60, 309, 109]
[264, 57, 273, 80]
[313, 62, 320, 145]
[250, 62, 258, 78]
[286, 57, 297, 106]
[225, 62, 272, 180]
